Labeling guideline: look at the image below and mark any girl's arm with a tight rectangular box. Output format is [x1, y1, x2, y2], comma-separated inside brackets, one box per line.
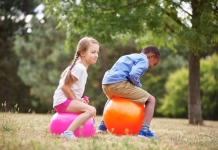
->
[61, 75, 77, 100]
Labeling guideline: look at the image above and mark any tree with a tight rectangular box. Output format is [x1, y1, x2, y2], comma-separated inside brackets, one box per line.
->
[0, 0, 39, 111]
[158, 54, 218, 120]
[44, 0, 218, 124]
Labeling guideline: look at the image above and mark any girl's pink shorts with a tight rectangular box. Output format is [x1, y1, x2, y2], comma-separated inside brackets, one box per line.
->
[54, 99, 72, 113]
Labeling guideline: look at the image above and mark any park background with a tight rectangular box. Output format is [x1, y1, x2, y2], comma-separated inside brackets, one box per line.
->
[1, 0, 218, 149]
[1, 0, 218, 121]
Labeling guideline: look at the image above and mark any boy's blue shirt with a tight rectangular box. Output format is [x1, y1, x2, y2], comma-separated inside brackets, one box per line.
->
[102, 53, 148, 87]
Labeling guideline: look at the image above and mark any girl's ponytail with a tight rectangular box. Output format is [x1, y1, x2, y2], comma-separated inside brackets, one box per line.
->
[64, 53, 79, 84]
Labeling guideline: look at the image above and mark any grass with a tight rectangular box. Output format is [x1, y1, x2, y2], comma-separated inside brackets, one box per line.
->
[0, 112, 218, 150]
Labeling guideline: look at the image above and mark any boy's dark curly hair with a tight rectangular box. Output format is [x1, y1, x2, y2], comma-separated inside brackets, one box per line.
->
[141, 46, 160, 58]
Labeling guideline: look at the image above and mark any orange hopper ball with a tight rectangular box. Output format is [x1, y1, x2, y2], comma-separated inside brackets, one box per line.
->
[103, 97, 145, 135]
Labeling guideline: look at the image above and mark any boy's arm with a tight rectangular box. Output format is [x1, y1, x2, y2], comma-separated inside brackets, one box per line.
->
[61, 75, 78, 100]
[129, 60, 148, 87]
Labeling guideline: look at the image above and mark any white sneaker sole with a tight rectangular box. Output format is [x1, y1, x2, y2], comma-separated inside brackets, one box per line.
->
[96, 130, 108, 134]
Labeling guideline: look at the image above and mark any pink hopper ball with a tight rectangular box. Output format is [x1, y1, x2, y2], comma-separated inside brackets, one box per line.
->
[50, 112, 95, 137]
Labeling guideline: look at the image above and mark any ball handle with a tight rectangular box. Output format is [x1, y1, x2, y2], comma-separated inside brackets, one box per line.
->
[83, 96, 89, 103]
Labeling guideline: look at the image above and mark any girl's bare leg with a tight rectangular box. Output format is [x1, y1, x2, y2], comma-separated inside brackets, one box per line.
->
[65, 100, 96, 132]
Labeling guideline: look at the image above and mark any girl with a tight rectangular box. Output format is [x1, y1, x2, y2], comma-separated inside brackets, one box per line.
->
[53, 37, 99, 139]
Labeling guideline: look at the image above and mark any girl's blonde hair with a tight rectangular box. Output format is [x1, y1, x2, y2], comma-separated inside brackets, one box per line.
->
[64, 37, 99, 84]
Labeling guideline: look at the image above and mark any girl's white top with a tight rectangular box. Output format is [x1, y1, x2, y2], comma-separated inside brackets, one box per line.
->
[53, 62, 88, 107]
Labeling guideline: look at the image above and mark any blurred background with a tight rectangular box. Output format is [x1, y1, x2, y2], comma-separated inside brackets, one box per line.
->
[0, 0, 217, 120]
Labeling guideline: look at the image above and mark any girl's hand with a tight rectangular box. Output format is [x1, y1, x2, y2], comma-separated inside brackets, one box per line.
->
[83, 96, 89, 104]
[77, 98, 86, 103]
[76, 96, 89, 104]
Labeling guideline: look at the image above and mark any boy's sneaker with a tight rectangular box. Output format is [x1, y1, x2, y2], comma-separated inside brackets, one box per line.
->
[96, 121, 108, 133]
[60, 131, 77, 140]
[138, 128, 158, 140]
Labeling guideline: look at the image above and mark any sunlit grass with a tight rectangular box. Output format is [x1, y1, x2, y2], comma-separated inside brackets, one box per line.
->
[0, 112, 218, 150]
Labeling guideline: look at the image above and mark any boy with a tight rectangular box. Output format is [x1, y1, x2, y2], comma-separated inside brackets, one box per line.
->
[97, 45, 160, 139]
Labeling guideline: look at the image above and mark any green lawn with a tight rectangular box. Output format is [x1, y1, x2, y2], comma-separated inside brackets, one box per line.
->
[0, 113, 218, 150]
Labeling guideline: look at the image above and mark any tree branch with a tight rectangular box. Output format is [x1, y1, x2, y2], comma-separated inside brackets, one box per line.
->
[169, 0, 192, 17]
[164, 22, 176, 33]
[161, 8, 186, 28]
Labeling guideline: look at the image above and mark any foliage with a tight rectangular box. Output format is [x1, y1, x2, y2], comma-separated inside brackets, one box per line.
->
[44, 0, 218, 51]
[14, 16, 74, 113]
[157, 68, 188, 117]
[44, 0, 177, 50]
[0, 0, 39, 111]
[200, 54, 218, 119]
[158, 54, 218, 120]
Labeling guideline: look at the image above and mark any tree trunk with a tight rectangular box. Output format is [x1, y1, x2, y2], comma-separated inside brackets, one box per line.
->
[188, 50, 203, 125]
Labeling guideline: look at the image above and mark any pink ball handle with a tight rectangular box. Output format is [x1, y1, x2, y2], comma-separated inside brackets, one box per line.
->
[83, 96, 89, 102]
